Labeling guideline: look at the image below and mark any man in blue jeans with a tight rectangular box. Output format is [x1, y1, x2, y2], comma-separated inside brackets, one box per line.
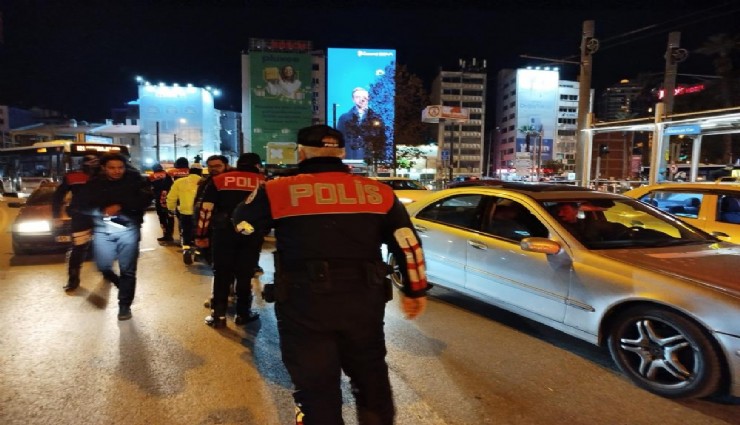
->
[79, 152, 153, 320]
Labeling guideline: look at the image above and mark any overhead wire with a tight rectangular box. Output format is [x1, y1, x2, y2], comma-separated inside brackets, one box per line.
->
[556, 2, 740, 62]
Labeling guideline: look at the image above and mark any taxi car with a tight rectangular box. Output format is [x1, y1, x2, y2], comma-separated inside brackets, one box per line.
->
[10, 182, 72, 255]
[388, 182, 740, 399]
[623, 182, 740, 243]
[369, 177, 432, 204]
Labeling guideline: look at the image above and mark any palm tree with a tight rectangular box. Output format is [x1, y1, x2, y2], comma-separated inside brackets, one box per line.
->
[695, 33, 740, 164]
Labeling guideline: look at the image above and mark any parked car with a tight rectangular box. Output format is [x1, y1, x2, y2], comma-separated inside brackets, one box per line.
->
[388, 182, 740, 399]
[10, 182, 72, 255]
[369, 177, 432, 204]
[623, 182, 740, 243]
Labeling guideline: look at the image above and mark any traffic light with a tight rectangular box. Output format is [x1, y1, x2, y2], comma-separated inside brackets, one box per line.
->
[599, 144, 609, 156]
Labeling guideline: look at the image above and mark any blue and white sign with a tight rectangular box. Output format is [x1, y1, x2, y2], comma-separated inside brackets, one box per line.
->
[665, 124, 701, 136]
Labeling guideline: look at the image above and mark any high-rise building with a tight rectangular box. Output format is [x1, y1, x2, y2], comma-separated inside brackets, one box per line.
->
[494, 68, 592, 179]
[597, 79, 644, 122]
[431, 59, 487, 180]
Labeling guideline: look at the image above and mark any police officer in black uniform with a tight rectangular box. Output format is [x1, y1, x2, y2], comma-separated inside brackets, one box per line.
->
[148, 163, 174, 242]
[196, 153, 265, 328]
[53, 153, 100, 291]
[232, 125, 429, 425]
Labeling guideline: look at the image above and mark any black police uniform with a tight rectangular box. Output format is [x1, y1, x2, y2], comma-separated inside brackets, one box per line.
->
[148, 166, 174, 241]
[232, 126, 428, 425]
[196, 159, 265, 327]
[52, 162, 98, 291]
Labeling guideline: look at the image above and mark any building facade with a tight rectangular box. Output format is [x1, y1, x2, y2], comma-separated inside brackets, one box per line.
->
[431, 60, 487, 180]
[494, 68, 592, 180]
[136, 82, 221, 169]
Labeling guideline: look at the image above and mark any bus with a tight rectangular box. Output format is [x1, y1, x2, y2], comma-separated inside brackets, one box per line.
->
[0, 140, 130, 195]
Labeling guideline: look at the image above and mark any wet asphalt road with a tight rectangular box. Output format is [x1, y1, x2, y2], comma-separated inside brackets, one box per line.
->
[0, 206, 738, 425]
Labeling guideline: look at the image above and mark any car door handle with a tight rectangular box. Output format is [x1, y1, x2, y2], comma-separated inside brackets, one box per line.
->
[414, 225, 428, 233]
[468, 240, 487, 250]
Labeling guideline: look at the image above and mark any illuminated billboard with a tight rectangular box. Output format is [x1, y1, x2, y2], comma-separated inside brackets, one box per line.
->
[515, 69, 559, 164]
[327, 48, 396, 162]
[249, 51, 313, 164]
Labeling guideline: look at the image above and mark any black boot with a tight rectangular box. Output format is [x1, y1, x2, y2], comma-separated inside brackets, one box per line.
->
[63, 268, 81, 292]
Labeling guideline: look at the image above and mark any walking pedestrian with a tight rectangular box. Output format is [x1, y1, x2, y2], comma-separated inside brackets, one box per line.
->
[195, 153, 266, 327]
[148, 163, 174, 243]
[52, 153, 100, 291]
[166, 162, 202, 264]
[78, 152, 153, 320]
[232, 124, 428, 425]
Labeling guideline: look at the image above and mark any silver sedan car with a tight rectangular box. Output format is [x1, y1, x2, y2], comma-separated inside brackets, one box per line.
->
[389, 182, 740, 399]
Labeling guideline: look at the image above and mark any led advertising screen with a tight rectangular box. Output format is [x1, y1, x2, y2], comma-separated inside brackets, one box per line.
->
[327, 48, 395, 162]
[249, 51, 313, 164]
[515, 69, 559, 165]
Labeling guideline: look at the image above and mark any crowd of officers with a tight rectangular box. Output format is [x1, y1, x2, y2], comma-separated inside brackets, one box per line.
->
[51, 124, 430, 425]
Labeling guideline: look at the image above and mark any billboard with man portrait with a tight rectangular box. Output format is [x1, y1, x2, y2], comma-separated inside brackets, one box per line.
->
[327, 48, 396, 163]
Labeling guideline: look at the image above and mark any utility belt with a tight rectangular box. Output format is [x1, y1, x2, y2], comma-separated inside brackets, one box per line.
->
[263, 252, 393, 303]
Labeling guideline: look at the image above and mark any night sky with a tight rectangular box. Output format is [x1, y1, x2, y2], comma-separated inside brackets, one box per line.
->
[0, 0, 737, 122]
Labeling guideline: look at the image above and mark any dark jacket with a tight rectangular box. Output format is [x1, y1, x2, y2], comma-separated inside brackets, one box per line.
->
[52, 170, 93, 218]
[79, 169, 153, 229]
[232, 157, 428, 298]
[196, 165, 265, 235]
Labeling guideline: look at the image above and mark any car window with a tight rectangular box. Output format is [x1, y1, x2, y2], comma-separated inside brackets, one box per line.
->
[416, 194, 484, 230]
[718, 195, 740, 224]
[637, 190, 703, 219]
[379, 179, 425, 190]
[482, 198, 548, 241]
[542, 198, 711, 249]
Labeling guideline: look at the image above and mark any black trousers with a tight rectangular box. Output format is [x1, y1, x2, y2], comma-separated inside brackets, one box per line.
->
[67, 213, 93, 273]
[276, 270, 394, 425]
[155, 203, 173, 237]
[210, 228, 263, 317]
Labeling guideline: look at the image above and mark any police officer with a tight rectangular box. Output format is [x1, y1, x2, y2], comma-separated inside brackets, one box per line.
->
[196, 153, 265, 328]
[53, 153, 100, 292]
[148, 163, 174, 242]
[232, 125, 428, 425]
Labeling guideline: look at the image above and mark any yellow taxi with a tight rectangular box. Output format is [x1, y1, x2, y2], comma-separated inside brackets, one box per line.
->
[623, 182, 740, 243]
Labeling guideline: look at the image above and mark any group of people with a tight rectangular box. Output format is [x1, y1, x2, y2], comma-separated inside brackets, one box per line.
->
[53, 124, 431, 425]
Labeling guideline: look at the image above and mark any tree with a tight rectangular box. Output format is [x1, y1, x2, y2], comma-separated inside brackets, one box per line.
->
[367, 63, 433, 174]
[396, 146, 426, 171]
[367, 63, 395, 174]
[394, 64, 432, 147]
[695, 33, 740, 164]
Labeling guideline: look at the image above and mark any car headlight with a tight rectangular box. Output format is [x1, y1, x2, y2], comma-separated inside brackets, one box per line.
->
[15, 220, 52, 233]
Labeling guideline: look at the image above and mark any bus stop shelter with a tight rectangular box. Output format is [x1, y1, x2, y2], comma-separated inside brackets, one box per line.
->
[582, 104, 740, 186]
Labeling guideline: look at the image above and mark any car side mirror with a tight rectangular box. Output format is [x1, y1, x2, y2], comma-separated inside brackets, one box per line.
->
[520, 237, 561, 255]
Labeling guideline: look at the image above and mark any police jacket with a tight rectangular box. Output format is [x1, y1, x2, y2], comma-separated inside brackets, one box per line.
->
[148, 170, 172, 209]
[197, 165, 265, 235]
[232, 156, 428, 298]
[79, 169, 153, 229]
[52, 170, 92, 218]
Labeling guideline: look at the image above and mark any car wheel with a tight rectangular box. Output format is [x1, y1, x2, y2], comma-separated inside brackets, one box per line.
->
[607, 306, 723, 398]
[387, 253, 404, 290]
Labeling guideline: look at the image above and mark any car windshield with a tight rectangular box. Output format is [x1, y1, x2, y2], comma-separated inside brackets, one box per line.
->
[541, 198, 715, 250]
[380, 179, 426, 190]
[25, 187, 56, 205]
